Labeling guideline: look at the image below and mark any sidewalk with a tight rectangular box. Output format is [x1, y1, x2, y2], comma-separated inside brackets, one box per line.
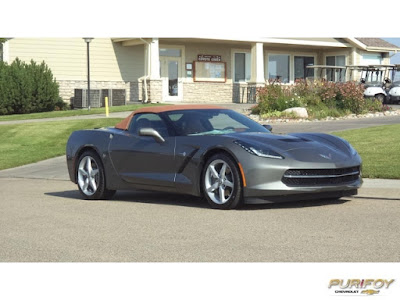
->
[356, 178, 400, 200]
[0, 111, 133, 125]
[0, 103, 255, 126]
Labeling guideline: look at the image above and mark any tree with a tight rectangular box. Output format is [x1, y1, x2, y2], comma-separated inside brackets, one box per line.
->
[0, 58, 64, 115]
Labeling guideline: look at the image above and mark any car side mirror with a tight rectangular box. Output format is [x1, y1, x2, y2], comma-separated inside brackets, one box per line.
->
[139, 128, 165, 143]
[263, 124, 273, 132]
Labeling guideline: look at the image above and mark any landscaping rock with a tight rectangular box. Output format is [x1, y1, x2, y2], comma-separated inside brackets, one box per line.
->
[283, 107, 308, 118]
[246, 109, 400, 124]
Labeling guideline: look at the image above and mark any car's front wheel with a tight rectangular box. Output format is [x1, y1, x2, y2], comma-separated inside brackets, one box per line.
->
[202, 153, 243, 209]
[77, 150, 116, 200]
[375, 93, 385, 103]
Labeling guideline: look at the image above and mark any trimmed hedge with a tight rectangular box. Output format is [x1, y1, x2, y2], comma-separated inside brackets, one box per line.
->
[0, 58, 66, 115]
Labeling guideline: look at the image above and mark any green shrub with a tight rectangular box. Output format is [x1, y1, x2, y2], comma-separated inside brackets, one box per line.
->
[364, 98, 383, 113]
[307, 102, 344, 119]
[0, 58, 63, 115]
[254, 83, 302, 114]
[252, 80, 382, 118]
[260, 110, 298, 119]
[335, 81, 366, 114]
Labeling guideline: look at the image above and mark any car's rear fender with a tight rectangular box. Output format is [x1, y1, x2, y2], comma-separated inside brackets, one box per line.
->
[66, 129, 115, 185]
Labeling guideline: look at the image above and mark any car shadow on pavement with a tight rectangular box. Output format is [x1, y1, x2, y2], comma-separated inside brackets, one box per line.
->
[45, 190, 210, 209]
[240, 198, 350, 210]
[45, 190, 350, 210]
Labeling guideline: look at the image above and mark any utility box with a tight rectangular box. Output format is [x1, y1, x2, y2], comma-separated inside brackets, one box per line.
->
[74, 89, 126, 108]
[100, 89, 126, 107]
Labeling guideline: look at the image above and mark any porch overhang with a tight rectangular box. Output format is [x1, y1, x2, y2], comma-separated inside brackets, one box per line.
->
[112, 37, 352, 49]
[112, 37, 398, 53]
[112, 38, 151, 46]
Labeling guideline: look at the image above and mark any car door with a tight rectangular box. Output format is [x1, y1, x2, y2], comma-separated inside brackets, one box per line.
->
[108, 113, 176, 187]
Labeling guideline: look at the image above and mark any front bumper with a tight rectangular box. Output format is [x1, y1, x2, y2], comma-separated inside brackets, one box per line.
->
[244, 180, 361, 204]
[238, 151, 362, 204]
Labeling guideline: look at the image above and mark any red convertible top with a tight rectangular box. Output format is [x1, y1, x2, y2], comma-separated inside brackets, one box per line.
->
[115, 104, 225, 130]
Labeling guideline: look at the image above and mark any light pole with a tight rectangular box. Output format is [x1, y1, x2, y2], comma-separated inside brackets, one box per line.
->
[83, 38, 93, 110]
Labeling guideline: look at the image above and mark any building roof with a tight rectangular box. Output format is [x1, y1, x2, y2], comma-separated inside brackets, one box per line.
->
[114, 104, 225, 130]
[355, 38, 400, 49]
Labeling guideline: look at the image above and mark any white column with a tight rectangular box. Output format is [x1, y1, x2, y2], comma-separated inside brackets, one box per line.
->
[249, 42, 265, 84]
[149, 38, 160, 80]
[3, 40, 10, 64]
[351, 47, 358, 81]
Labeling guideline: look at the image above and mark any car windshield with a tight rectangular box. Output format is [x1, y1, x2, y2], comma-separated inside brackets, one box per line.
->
[164, 109, 269, 136]
[363, 69, 385, 84]
[392, 70, 400, 85]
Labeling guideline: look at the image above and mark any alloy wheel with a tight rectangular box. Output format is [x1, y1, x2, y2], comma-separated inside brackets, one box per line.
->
[204, 159, 235, 204]
[77, 156, 100, 196]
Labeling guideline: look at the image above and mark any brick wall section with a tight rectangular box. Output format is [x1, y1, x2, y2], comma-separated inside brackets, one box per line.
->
[58, 79, 252, 104]
[182, 82, 235, 103]
[58, 80, 147, 104]
[130, 81, 144, 102]
[148, 79, 163, 103]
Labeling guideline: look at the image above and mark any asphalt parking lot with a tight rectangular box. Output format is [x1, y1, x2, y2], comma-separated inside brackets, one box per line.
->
[0, 109, 399, 262]
[0, 176, 399, 262]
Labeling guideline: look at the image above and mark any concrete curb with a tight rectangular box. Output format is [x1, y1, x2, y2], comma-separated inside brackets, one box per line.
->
[355, 178, 400, 200]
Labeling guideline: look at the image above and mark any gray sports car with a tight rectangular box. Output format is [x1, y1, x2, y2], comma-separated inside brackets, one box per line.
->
[66, 105, 362, 209]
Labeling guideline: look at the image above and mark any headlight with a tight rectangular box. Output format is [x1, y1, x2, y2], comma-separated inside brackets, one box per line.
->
[234, 140, 284, 159]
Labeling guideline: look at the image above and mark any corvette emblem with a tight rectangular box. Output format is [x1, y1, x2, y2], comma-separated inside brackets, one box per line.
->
[319, 153, 332, 160]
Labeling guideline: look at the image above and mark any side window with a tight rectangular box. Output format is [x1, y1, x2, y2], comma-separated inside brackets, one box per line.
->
[167, 111, 212, 136]
[128, 113, 170, 137]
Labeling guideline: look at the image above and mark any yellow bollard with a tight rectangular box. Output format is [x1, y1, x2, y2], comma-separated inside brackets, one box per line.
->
[105, 96, 109, 117]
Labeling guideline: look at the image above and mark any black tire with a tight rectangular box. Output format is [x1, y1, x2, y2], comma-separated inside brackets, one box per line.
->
[76, 150, 116, 200]
[375, 94, 385, 104]
[201, 153, 243, 209]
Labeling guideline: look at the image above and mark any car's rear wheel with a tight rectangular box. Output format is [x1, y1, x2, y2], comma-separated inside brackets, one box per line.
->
[77, 150, 116, 200]
[202, 153, 243, 209]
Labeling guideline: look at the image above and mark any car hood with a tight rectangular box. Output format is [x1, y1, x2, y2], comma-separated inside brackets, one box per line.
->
[229, 132, 354, 162]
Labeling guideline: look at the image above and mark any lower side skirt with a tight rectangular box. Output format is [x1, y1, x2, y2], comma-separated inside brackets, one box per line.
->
[245, 189, 357, 204]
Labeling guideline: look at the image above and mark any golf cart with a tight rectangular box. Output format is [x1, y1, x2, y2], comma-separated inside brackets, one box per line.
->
[347, 64, 394, 103]
[387, 64, 400, 104]
[306, 65, 347, 82]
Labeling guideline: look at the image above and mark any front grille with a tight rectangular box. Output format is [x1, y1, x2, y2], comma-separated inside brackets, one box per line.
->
[282, 166, 360, 187]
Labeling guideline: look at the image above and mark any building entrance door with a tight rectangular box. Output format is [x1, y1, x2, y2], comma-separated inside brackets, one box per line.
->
[160, 57, 183, 101]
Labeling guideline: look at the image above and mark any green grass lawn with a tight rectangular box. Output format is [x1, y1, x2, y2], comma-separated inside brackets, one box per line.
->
[334, 124, 400, 179]
[1, 120, 399, 179]
[0, 103, 164, 122]
[0, 118, 122, 170]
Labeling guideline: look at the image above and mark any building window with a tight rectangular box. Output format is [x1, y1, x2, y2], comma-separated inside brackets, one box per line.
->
[234, 52, 251, 82]
[326, 55, 346, 81]
[268, 54, 290, 83]
[294, 56, 314, 80]
[361, 53, 382, 65]
[160, 48, 181, 57]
